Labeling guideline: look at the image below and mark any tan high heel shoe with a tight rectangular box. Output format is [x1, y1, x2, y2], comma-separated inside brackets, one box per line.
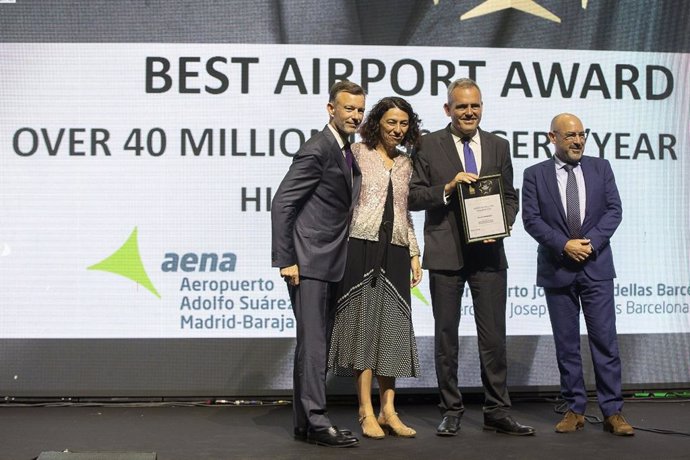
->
[359, 413, 385, 439]
[378, 412, 416, 438]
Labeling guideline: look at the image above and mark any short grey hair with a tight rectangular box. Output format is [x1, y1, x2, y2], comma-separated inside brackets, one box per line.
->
[447, 78, 482, 101]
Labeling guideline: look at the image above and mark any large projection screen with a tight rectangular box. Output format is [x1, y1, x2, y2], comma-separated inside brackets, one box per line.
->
[1, 1, 689, 397]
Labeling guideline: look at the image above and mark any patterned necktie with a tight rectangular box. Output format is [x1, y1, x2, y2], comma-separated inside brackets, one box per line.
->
[564, 164, 582, 238]
[462, 138, 478, 175]
[344, 142, 354, 170]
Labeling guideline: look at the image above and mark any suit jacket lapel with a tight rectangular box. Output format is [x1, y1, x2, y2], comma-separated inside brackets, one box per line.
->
[477, 128, 490, 176]
[543, 158, 567, 222]
[441, 125, 464, 172]
[324, 126, 353, 193]
[580, 157, 594, 229]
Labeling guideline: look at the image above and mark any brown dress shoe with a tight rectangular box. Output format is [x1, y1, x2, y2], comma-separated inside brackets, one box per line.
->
[603, 413, 635, 436]
[555, 410, 585, 433]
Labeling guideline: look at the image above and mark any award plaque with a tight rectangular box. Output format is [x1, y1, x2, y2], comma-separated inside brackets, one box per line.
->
[456, 173, 510, 244]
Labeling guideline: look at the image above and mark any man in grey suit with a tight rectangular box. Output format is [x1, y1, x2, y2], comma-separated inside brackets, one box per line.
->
[409, 78, 534, 436]
[271, 81, 365, 447]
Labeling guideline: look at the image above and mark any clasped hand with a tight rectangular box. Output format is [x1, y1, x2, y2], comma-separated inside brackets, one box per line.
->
[564, 239, 593, 263]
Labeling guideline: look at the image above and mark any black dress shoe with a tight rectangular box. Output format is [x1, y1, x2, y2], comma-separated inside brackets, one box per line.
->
[436, 415, 461, 436]
[294, 427, 308, 441]
[307, 426, 359, 447]
[294, 426, 352, 441]
[332, 426, 354, 437]
[483, 415, 535, 436]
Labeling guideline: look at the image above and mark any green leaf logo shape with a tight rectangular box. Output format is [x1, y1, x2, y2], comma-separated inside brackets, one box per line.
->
[88, 227, 160, 298]
[412, 286, 429, 306]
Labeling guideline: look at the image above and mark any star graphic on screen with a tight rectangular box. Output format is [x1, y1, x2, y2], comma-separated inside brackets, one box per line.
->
[460, 0, 561, 22]
[431, 0, 590, 23]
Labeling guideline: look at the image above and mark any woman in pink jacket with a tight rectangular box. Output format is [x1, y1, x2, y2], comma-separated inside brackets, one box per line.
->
[328, 97, 423, 439]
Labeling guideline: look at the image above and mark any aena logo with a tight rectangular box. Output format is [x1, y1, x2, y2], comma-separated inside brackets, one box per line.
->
[161, 252, 236, 272]
[88, 227, 160, 298]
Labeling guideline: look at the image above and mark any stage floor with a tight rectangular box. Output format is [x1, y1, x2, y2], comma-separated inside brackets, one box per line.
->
[1, 397, 688, 459]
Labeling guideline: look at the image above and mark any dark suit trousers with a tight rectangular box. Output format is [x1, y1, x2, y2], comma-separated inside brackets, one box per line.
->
[545, 271, 623, 417]
[430, 269, 511, 420]
[288, 277, 337, 431]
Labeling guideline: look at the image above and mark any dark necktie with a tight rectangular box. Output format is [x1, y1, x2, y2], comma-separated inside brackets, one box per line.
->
[564, 164, 582, 238]
[462, 138, 478, 175]
[344, 142, 354, 170]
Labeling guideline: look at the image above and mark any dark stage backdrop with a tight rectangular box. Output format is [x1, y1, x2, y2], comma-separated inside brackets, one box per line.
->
[1, 0, 689, 397]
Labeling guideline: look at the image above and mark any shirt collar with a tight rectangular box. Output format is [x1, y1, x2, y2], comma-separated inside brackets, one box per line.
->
[327, 123, 347, 150]
[450, 127, 480, 146]
[554, 155, 580, 170]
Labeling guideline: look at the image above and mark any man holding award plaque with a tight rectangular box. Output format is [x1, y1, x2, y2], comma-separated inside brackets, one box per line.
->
[409, 78, 533, 436]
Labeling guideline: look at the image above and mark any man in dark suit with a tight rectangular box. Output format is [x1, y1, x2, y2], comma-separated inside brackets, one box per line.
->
[522, 113, 633, 436]
[271, 81, 365, 447]
[409, 78, 534, 436]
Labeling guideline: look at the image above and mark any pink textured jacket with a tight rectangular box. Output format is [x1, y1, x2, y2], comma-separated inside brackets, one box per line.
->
[349, 143, 420, 257]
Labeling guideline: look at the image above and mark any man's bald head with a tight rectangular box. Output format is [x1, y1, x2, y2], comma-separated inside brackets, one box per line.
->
[548, 113, 586, 164]
[550, 113, 582, 132]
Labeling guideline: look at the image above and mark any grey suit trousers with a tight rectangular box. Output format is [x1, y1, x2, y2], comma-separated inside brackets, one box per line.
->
[288, 277, 337, 431]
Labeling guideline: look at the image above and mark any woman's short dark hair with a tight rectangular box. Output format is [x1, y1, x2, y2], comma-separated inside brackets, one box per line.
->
[359, 97, 422, 150]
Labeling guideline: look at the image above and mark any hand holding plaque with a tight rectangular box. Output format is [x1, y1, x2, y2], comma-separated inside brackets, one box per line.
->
[456, 174, 510, 244]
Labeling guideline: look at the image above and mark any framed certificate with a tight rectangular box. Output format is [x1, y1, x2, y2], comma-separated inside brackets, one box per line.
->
[456, 173, 510, 244]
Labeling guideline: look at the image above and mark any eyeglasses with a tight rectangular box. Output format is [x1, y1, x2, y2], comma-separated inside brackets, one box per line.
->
[553, 130, 588, 142]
